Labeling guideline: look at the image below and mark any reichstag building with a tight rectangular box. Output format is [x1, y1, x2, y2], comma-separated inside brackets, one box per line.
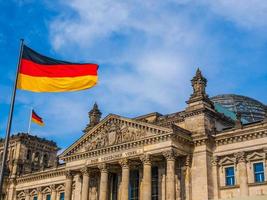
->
[1, 69, 267, 200]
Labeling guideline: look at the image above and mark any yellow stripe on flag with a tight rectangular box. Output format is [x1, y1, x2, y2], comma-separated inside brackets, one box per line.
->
[17, 74, 98, 92]
[32, 118, 44, 126]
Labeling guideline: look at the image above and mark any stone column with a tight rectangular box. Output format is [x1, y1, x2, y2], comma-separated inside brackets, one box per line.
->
[184, 156, 191, 200]
[74, 173, 82, 200]
[211, 156, 219, 200]
[81, 167, 90, 200]
[37, 187, 43, 200]
[25, 189, 30, 200]
[235, 152, 249, 196]
[163, 150, 176, 200]
[51, 185, 57, 200]
[99, 163, 109, 200]
[65, 171, 73, 200]
[119, 158, 130, 200]
[7, 178, 16, 200]
[141, 154, 151, 200]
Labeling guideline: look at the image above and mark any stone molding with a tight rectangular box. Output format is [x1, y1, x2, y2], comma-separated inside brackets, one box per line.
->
[211, 156, 218, 166]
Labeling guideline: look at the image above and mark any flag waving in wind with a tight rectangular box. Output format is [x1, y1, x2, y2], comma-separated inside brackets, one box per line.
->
[31, 110, 44, 126]
[17, 45, 98, 92]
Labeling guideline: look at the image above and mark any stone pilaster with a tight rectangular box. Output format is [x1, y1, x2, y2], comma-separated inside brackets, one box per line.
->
[99, 163, 109, 200]
[163, 150, 176, 200]
[74, 173, 82, 200]
[51, 185, 57, 200]
[7, 178, 16, 200]
[140, 154, 152, 200]
[211, 156, 219, 200]
[81, 167, 90, 200]
[184, 155, 192, 200]
[37, 187, 43, 200]
[65, 171, 73, 200]
[119, 158, 130, 200]
[25, 189, 30, 200]
[235, 152, 249, 196]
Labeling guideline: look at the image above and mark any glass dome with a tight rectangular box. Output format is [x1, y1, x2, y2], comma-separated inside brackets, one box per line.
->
[211, 94, 266, 123]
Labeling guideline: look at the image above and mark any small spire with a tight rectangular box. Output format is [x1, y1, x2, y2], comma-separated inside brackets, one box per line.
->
[83, 102, 102, 133]
[187, 68, 209, 103]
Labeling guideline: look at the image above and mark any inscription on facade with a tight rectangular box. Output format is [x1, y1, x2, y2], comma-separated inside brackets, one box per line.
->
[87, 149, 143, 165]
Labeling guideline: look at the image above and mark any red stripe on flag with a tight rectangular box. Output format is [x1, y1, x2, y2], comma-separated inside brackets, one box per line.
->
[32, 112, 43, 123]
[20, 59, 98, 77]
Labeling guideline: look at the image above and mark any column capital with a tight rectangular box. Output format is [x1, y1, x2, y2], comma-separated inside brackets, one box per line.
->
[119, 158, 129, 168]
[140, 154, 151, 165]
[98, 163, 108, 173]
[163, 149, 177, 161]
[65, 170, 73, 179]
[234, 151, 246, 163]
[81, 167, 90, 176]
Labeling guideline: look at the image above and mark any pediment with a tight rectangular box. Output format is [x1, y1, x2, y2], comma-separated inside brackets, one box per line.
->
[60, 114, 172, 158]
[219, 156, 236, 166]
[247, 152, 266, 161]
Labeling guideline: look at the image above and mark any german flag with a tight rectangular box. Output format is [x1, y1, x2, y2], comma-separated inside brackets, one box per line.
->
[32, 110, 44, 126]
[17, 45, 98, 92]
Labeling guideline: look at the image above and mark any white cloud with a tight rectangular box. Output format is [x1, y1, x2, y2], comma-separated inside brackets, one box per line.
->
[201, 0, 267, 30]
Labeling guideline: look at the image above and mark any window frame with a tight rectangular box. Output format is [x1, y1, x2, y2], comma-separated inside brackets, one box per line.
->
[253, 162, 265, 183]
[225, 166, 235, 186]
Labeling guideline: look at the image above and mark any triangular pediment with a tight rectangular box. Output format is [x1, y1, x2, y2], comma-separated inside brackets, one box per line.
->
[60, 114, 172, 158]
[219, 156, 236, 166]
[247, 152, 266, 161]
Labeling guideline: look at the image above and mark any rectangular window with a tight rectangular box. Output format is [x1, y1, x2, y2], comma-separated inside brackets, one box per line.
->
[46, 194, 51, 200]
[33, 196, 38, 200]
[225, 166, 235, 186]
[151, 166, 159, 200]
[59, 193, 64, 200]
[254, 162, 265, 183]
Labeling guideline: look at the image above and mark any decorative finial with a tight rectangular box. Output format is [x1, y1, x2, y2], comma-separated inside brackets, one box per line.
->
[187, 68, 211, 105]
[83, 102, 102, 133]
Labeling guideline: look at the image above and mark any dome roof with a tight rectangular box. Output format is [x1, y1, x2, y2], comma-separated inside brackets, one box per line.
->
[211, 94, 266, 123]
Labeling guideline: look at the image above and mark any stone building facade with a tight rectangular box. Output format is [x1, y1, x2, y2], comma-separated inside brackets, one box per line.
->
[1, 69, 267, 200]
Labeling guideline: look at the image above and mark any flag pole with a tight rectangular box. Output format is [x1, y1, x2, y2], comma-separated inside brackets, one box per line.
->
[27, 108, 33, 134]
[0, 39, 24, 199]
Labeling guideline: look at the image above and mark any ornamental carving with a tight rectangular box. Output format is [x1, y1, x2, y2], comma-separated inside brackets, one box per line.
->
[65, 170, 73, 179]
[163, 149, 177, 160]
[234, 151, 246, 163]
[140, 154, 151, 164]
[211, 156, 218, 166]
[119, 158, 129, 168]
[98, 163, 108, 173]
[85, 123, 146, 151]
[81, 167, 90, 176]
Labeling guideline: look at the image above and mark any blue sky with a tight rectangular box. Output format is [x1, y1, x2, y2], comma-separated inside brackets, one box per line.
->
[0, 0, 267, 150]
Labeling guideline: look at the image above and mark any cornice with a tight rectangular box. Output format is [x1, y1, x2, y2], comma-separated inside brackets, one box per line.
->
[16, 166, 65, 184]
[215, 124, 267, 146]
[62, 131, 193, 163]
